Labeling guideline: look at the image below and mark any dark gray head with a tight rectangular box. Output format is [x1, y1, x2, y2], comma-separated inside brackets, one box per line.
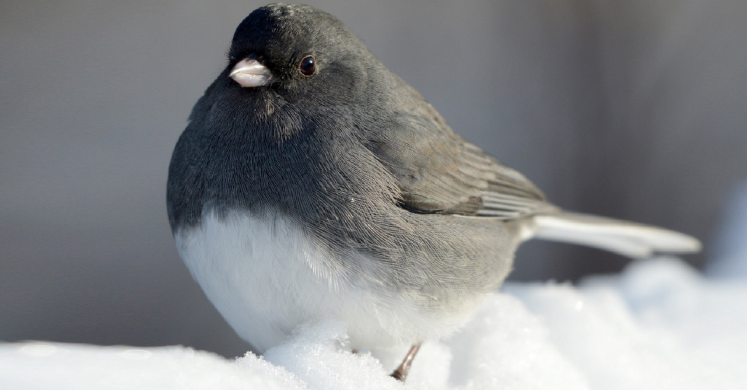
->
[210, 4, 383, 124]
[230, 4, 366, 79]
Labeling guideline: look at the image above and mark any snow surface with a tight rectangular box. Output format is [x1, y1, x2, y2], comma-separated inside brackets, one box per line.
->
[2, 257, 746, 390]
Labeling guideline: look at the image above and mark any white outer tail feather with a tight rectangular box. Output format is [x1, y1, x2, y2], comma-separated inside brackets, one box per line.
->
[524, 212, 702, 258]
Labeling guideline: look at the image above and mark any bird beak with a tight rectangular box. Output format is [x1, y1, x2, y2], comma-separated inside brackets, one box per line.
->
[229, 58, 273, 88]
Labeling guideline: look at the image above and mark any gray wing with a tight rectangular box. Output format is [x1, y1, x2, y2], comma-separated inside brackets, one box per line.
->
[364, 87, 558, 219]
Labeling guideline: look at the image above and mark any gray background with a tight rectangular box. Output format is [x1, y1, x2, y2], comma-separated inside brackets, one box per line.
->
[2, 0, 746, 358]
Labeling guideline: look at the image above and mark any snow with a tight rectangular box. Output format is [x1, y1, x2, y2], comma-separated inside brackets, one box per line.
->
[2, 257, 746, 390]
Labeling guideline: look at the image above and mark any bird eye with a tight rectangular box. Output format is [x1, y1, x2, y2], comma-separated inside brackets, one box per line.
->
[299, 56, 316, 76]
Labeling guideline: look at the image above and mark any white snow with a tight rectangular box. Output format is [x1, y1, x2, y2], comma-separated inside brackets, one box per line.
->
[2, 257, 746, 390]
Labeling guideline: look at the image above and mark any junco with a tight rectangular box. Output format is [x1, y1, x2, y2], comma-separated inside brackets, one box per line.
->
[167, 3, 700, 381]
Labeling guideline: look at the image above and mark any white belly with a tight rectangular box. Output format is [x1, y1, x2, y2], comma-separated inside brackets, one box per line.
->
[174, 209, 478, 352]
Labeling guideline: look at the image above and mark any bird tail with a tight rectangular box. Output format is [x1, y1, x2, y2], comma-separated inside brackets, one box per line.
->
[519, 212, 701, 258]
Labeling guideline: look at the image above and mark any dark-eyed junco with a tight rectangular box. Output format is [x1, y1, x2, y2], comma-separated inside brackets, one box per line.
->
[167, 3, 700, 381]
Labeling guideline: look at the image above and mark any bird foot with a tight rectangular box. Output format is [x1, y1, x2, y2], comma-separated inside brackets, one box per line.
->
[390, 342, 421, 382]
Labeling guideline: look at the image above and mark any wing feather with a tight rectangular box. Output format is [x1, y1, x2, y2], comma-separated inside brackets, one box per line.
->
[363, 85, 556, 219]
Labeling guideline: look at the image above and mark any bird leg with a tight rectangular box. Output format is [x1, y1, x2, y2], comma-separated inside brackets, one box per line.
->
[390, 342, 422, 382]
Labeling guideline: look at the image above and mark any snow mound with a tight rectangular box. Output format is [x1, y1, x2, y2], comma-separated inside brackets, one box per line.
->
[2, 257, 746, 389]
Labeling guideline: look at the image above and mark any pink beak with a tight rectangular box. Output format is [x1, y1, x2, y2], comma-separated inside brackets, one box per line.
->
[229, 58, 273, 88]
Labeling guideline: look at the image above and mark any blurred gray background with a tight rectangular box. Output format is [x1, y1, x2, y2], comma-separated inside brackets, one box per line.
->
[2, 0, 746, 358]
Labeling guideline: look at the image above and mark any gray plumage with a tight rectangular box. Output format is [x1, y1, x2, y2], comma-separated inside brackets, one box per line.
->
[167, 3, 700, 354]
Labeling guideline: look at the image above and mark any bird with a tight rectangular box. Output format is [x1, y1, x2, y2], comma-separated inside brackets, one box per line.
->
[167, 3, 700, 381]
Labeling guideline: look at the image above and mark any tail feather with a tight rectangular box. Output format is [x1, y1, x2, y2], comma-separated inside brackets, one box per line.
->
[523, 212, 701, 258]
